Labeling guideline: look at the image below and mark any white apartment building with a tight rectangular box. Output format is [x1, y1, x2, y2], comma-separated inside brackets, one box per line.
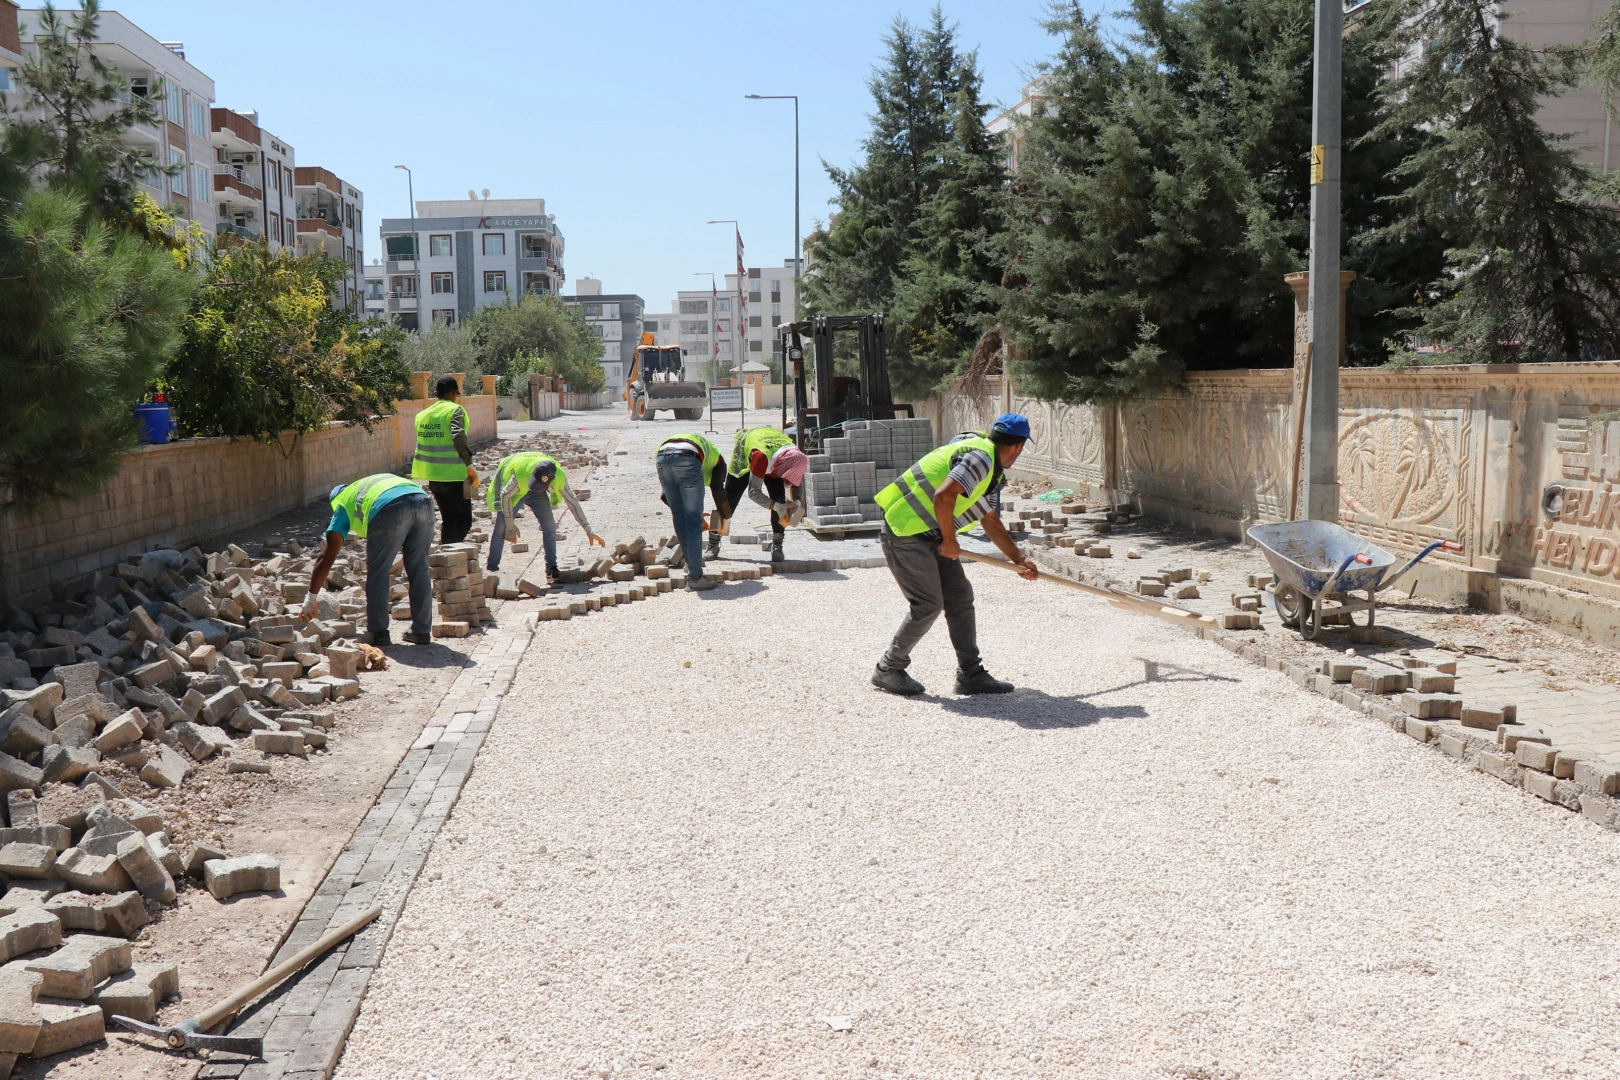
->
[669, 260, 804, 381]
[741, 259, 804, 366]
[379, 197, 565, 330]
[562, 278, 642, 396]
[0, 3, 22, 90]
[667, 288, 739, 385]
[210, 107, 295, 250]
[295, 166, 364, 312]
[16, 9, 215, 237]
[362, 261, 386, 323]
[643, 312, 677, 348]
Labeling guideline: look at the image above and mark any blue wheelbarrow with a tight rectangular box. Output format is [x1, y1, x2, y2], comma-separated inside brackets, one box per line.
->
[1246, 520, 1461, 640]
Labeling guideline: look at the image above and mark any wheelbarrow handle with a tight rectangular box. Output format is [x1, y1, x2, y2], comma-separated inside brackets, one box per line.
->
[1377, 539, 1462, 592]
[1318, 550, 1372, 600]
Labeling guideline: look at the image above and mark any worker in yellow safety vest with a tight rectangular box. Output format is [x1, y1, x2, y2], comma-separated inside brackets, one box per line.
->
[485, 450, 604, 580]
[305, 474, 435, 647]
[869, 413, 1038, 697]
[717, 426, 807, 564]
[655, 432, 731, 590]
[412, 376, 476, 544]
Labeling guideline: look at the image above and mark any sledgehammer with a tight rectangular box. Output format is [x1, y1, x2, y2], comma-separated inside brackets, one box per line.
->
[957, 550, 1221, 631]
[114, 904, 382, 1057]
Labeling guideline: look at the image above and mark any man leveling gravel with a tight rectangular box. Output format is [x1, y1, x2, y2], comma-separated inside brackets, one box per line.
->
[871, 412, 1039, 696]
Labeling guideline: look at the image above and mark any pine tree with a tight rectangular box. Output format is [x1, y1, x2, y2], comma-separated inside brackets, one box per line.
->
[0, 0, 193, 512]
[1370, 0, 1620, 361]
[804, 6, 1002, 398]
[1583, 1, 1620, 200]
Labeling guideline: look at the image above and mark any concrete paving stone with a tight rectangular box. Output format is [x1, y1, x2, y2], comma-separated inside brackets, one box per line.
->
[88, 711, 143, 754]
[27, 1001, 109, 1058]
[1479, 751, 1521, 783]
[1579, 792, 1616, 826]
[1515, 741, 1560, 773]
[44, 891, 146, 938]
[139, 744, 189, 788]
[2, 685, 62, 724]
[204, 853, 280, 901]
[0, 717, 51, 759]
[54, 848, 133, 895]
[49, 714, 95, 749]
[35, 787, 101, 832]
[263, 1012, 312, 1054]
[39, 745, 98, 785]
[0, 844, 54, 879]
[252, 731, 306, 756]
[79, 814, 138, 858]
[174, 721, 234, 762]
[1498, 725, 1551, 752]
[25, 934, 130, 999]
[0, 882, 64, 916]
[0, 907, 60, 963]
[0, 966, 41, 1055]
[115, 833, 175, 903]
[1399, 692, 1462, 719]
[1573, 760, 1620, 794]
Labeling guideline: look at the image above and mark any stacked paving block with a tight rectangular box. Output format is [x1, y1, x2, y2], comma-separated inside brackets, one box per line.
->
[425, 545, 489, 637]
[802, 418, 936, 528]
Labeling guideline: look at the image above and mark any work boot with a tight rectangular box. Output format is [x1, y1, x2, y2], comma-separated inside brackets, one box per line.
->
[770, 537, 785, 563]
[871, 663, 925, 696]
[954, 667, 1014, 695]
[688, 575, 720, 592]
[546, 563, 560, 585]
[403, 630, 432, 645]
[705, 533, 722, 561]
[361, 631, 392, 648]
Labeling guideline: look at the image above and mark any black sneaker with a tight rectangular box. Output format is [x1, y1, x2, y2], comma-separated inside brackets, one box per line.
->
[403, 631, 432, 645]
[954, 667, 1014, 694]
[872, 664, 925, 696]
[770, 539, 785, 563]
[705, 535, 722, 560]
[363, 633, 393, 648]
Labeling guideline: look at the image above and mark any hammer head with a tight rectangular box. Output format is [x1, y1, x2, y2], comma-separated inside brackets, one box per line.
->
[112, 1015, 264, 1057]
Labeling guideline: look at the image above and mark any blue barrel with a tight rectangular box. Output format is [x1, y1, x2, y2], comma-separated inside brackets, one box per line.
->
[134, 403, 176, 444]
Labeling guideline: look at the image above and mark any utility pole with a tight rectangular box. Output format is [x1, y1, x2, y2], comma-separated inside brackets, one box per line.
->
[744, 94, 800, 300]
[394, 165, 419, 332]
[1301, 0, 1343, 522]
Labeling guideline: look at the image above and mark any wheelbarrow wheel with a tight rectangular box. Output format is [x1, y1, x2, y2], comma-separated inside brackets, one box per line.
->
[1300, 597, 1321, 640]
[1274, 584, 1304, 629]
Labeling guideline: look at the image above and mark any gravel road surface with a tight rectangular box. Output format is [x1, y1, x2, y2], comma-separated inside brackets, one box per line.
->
[334, 415, 1620, 1080]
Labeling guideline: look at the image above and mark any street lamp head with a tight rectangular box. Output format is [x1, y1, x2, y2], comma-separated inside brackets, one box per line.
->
[744, 94, 761, 99]
[394, 164, 408, 171]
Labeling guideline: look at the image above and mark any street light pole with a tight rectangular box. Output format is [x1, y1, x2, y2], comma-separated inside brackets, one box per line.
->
[394, 164, 419, 332]
[1301, 0, 1342, 522]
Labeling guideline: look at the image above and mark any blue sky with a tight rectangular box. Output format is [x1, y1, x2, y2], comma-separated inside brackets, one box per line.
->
[105, 0, 1112, 309]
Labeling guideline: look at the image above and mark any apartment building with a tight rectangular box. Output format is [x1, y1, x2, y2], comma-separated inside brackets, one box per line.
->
[562, 278, 642, 396]
[0, 3, 22, 91]
[362, 262, 386, 323]
[378, 197, 566, 330]
[666, 288, 739, 385]
[16, 9, 215, 236]
[295, 167, 364, 311]
[740, 259, 804, 365]
[643, 312, 677, 348]
[209, 108, 295, 250]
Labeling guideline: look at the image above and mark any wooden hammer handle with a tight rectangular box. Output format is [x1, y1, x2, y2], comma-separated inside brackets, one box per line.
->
[957, 550, 1219, 630]
[198, 904, 383, 1033]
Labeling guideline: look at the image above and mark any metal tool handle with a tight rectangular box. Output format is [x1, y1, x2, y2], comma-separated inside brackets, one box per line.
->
[1376, 538, 1462, 593]
[195, 904, 383, 1035]
[957, 550, 1218, 630]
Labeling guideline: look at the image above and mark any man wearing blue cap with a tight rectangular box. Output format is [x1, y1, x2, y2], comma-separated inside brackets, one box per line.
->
[870, 413, 1039, 695]
[304, 474, 436, 647]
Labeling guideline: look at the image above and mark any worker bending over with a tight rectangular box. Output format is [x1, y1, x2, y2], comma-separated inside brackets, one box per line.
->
[306, 474, 435, 647]
[486, 450, 603, 581]
[715, 426, 808, 564]
[870, 413, 1039, 696]
[656, 432, 730, 590]
[412, 376, 476, 544]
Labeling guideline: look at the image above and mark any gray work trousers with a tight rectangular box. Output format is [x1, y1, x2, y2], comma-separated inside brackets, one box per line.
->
[879, 527, 981, 674]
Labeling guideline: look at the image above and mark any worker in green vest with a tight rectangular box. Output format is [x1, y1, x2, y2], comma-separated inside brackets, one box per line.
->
[412, 376, 476, 544]
[716, 426, 808, 564]
[486, 450, 604, 580]
[304, 474, 435, 647]
[870, 413, 1038, 697]
[656, 432, 731, 589]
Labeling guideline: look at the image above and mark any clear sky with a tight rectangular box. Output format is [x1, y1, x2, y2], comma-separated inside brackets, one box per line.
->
[102, 0, 1108, 310]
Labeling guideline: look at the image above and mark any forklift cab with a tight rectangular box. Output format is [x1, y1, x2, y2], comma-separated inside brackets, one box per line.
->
[780, 314, 914, 451]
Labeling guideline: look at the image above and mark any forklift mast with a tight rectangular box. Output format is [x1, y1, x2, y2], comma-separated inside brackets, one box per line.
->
[781, 314, 914, 450]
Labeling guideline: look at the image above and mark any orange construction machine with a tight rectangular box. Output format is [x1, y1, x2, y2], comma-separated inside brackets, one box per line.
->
[624, 333, 707, 421]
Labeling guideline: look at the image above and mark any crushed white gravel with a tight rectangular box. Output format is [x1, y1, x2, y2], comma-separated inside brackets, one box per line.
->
[333, 415, 1620, 1079]
[335, 565, 1620, 1080]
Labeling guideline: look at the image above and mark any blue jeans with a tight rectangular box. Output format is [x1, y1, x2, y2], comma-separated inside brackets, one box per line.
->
[487, 492, 556, 572]
[365, 493, 434, 639]
[657, 450, 707, 581]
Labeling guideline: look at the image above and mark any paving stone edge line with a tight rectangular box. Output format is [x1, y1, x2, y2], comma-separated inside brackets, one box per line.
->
[1027, 548, 1620, 833]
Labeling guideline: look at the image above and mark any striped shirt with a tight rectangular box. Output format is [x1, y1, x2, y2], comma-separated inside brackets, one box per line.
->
[938, 448, 995, 532]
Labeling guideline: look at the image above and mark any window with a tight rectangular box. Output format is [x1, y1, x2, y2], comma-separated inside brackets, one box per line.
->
[749, 316, 762, 328]
[645, 320, 659, 332]
[191, 99, 207, 136]
[604, 303, 619, 319]
[432, 309, 455, 326]
[164, 82, 182, 124]
[584, 304, 602, 318]
[484, 270, 507, 293]
[771, 315, 781, 327]
[590, 325, 605, 339]
[522, 272, 551, 294]
[389, 276, 417, 297]
[716, 298, 730, 312]
[169, 150, 186, 195]
[431, 272, 454, 294]
[482, 233, 505, 256]
[385, 235, 417, 258]
[679, 321, 708, 335]
[286, 222, 295, 246]
[750, 339, 763, 352]
[283, 167, 293, 194]
[429, 235, 451, 257]
[715, 320, 730, 334]
[268, 213, 281, 240]
[719, 341, 732, 355]
[193, 164, 208, 200]
[0, 68, 10, 93]
[678, 299, 708, 315]
[770, 280, 780, 293]
[749, 290, 761, 304]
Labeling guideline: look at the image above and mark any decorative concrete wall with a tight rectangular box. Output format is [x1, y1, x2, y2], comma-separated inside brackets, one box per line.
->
[935, 363, 1620, 610]
[3, 395, 497, 599]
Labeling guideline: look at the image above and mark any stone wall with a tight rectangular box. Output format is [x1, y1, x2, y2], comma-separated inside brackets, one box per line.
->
[2, 395, 498, 599]
[933, 363, 1620, 629]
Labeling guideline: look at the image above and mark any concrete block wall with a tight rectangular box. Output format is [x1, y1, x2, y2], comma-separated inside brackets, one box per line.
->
[2, 395, 499, 599]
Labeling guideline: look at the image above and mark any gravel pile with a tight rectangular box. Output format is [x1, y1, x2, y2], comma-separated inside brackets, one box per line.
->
[336, 564, 1620, 1079]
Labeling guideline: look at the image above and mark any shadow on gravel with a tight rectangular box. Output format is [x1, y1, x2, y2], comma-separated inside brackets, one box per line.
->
[936, 689, 1148, 730]
[695, 581, 769, 600]
[378, 643, 472, 669]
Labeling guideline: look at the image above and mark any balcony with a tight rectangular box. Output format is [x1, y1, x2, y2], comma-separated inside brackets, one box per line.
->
[387, 296, 418, 312]
[297, 217, 342, 240]
[213, 168, 261, 201]
[216, 222, 261, 242]
[386, 257, 417, 273]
